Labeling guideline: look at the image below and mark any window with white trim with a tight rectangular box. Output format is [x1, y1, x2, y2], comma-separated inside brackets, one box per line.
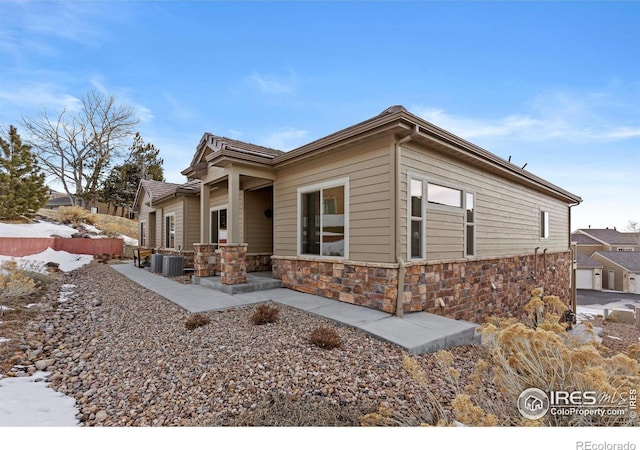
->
[465, 192, 475, 256]
[165, 214, 175, 248]
[410, 178, 424, 259]
[540, 211, 550, 239]
[299, 179, 348, 258]
[140, 220, 147, 247]
[408, 175, 475, 259]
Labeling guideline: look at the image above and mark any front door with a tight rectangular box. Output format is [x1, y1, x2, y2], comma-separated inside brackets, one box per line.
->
[608, 270, 616, 290]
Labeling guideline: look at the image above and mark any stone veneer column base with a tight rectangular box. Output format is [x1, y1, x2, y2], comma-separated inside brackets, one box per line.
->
[220, 243, 248, 285]
[193, 243, 217, 277]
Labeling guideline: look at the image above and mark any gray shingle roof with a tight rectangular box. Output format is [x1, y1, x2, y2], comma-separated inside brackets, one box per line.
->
[577, 229, 639, 245]
[571, 233, 600, 245]
[576, 252, 603, 269]
[593, 251, 640, 271]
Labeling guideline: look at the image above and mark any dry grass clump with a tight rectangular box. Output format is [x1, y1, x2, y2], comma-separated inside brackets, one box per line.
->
[309, 326, 342, 350]
[0, 260, 38, 302]
[55, 206, 97, 225]
[365, 290, 640, 427]
[184, 313, 211, 331]
[250, 303, 280, 325]
[93, 214, 138, 239]
[461, 291, 639, 426]
[230, 391, 374, 426]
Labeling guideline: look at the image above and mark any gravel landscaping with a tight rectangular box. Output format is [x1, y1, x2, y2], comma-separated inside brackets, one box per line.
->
[5, 261, 637, 427]
[5, 262, 487, 426]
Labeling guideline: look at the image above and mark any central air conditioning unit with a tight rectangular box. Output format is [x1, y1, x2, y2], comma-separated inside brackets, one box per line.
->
[163, 255, 184, 277]
[151, 254, 164, 273]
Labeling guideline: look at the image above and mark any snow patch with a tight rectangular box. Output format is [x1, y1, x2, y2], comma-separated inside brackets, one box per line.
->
[0, 221, 79, 238]
[58, 284, 76, 303]
[0, 337, 10, 344]
[0, 371, 79, 426]
[0, 248, 93, 273]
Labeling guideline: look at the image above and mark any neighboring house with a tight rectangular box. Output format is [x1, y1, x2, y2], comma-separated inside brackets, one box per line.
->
[176, 105, 582, 323]
[571, 228, 640, 292]
[132, 179, 201, 265]
[575, 252, 603, 291]
[590, 252, 640, 294]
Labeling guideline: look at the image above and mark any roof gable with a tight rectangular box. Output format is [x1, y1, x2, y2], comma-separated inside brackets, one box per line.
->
[592, 251, 640, 271]
[576, 229, 639, 246]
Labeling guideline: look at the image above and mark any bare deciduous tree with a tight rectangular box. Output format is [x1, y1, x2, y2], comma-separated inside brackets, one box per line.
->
[21, 90, 139, 206]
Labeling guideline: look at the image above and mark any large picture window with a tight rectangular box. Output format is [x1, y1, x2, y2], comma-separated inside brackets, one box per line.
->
[299, 179, 348, 258]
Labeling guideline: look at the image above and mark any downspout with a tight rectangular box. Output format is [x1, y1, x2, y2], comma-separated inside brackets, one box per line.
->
[395, 125, 419, 317]
[534, 247, 540, 279]
[568, 203, 580, 324]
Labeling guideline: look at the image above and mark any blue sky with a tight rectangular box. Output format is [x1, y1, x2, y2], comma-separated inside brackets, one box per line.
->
[1, 1, 639, 231]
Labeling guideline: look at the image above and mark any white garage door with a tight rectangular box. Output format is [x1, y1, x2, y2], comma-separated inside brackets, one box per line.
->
[635, 274, 640, 294]
[577, 269, 593, 290]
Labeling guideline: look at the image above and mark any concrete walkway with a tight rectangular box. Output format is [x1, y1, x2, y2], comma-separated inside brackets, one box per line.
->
[110, 261, 480, 354]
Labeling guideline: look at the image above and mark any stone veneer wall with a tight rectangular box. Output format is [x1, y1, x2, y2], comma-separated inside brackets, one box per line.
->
[402, 251, 571, 322]
[271, 251, 571, 323]
[246, 253, 273, 273]
[272, 256, 398, 313]
[220, 243, 248, 285]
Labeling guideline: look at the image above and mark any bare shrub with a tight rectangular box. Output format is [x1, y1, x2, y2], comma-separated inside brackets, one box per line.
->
[0, 261, 38, 302]
[309, 326, 342, 350]
[185, 313, 211, 331]
[55, 206, 97, 225]
[230, 391, 373, 426]
[250, 303, 280, 325]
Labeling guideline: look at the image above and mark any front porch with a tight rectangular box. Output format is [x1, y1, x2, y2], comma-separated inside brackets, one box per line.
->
[192, 270, 282, 295]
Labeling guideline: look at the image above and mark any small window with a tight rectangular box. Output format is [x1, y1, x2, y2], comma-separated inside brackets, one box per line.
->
[465, 192, 475, 256]
[428, 183, 462, 207]
[165, 215, 175, 248]
[140, 221, 146, 247]
[410, 179, 424, 258]
[541, 211, 550, 239]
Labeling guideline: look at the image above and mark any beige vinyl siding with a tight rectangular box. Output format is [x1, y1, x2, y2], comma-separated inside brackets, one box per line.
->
[244, 186, 273, 253]
[184, 196, 200, 250]
[575, 245, 604, 257]
[138, 190, 161, 248]
[274, 136, 394, 262]
[162, 200, 183, 249]
[401, 143, 570, 260]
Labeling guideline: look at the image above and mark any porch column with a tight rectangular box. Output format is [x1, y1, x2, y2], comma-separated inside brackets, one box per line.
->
[228, 167, 240, 244]
[200, 182, 210, 244]
[193, 243, 216, 277]
[220, 243, 247, 285]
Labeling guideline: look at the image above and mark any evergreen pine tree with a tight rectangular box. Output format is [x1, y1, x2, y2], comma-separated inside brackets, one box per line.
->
[0, 125, 49, 219]
[99, 132, 164, 216]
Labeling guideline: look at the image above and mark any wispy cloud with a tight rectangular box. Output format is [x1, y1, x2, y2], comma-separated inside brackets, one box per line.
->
[413, 86, 640, 144]
[90, 77, 154, 123]
[0, 82, 81, 114]
[259, 128, 309, 150]
[0, 1, 114, 57]
[247, 71, 298, 95]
